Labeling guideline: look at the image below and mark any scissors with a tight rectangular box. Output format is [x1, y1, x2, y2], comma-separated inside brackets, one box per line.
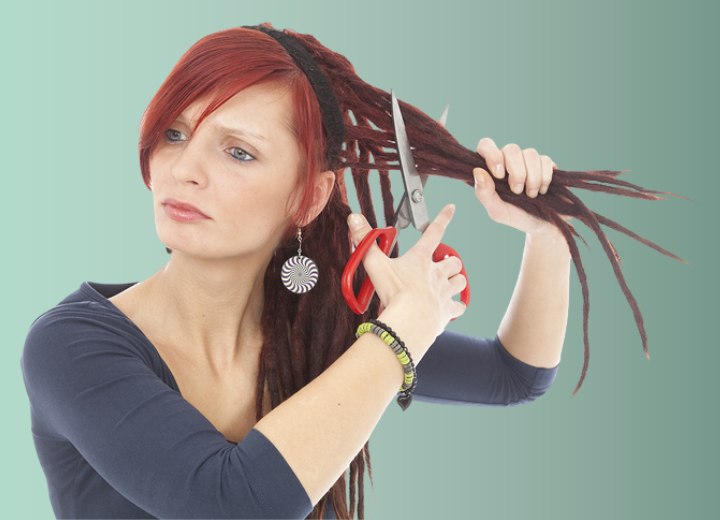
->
[341, 90, 471, 321]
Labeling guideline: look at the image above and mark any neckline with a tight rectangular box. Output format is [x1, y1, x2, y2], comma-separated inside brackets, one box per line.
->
[80, 280, 181, 393]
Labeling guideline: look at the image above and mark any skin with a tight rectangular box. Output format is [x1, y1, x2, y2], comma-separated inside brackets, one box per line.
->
[113, 81, 335, 380]
[347, 133, 571, 368]
[473, 137, 571, 367]
[117, 80, 567, 383]
[113, 90, 571, 503]
[473, 136, 570, 235]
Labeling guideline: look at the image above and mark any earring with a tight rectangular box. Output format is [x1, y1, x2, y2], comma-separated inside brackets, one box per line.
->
[281, 227, 319, 294]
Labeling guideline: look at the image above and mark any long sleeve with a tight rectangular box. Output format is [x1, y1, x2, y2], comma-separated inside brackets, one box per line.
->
[410, 329, 560, 406]
[20, 307, 313, 519]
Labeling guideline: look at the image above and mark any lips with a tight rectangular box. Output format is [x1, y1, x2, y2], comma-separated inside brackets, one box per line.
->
[162, 198, 210, 218]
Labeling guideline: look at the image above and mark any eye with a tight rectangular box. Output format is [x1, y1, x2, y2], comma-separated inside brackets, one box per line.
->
[163, 128, 256, 164]
[227, 146, 256, 164]
[164, 128, 185, 142]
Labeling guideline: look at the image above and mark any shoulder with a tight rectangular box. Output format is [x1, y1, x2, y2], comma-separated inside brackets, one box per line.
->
[26, 300, 134, 344]
[21, 301, 158, 385]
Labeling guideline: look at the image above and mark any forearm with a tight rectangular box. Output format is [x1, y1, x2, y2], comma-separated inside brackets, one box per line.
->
[496, 228, 571, 368]
[253, 304, 433, 507]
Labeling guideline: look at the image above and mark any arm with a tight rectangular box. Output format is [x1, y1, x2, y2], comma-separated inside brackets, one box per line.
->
[497, 228, 571, 368]
[396, 228, 566, 407]
[252, 302, 436, 506]
[472, 139, 571, 368]
[21, 309, 313, 519]
[21, 303, 436, 514]
[409, 331, 559, 406]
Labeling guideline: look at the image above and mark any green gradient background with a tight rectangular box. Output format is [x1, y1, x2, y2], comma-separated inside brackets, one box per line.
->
[3, 1, 713, 518]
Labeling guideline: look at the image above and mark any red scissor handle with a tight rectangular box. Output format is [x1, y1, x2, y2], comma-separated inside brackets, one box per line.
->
[432, 243, 471, 321]
[341, 227, 397, 314]
[341, 227, 471, 320]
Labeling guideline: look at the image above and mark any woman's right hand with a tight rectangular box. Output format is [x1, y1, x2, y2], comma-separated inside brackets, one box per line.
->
[346, 203, 468, 345]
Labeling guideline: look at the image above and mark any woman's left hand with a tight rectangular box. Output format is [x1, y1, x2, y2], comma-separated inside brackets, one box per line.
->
[472, 137, 570, 236]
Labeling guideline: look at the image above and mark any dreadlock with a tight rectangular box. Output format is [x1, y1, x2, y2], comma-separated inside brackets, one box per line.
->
[143, 22, 687, 519]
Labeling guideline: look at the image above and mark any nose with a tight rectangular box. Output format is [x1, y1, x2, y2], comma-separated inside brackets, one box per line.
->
[169, 131, 209, 186]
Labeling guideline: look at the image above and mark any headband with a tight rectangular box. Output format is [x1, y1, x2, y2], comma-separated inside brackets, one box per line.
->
[242, 25, 345, 169]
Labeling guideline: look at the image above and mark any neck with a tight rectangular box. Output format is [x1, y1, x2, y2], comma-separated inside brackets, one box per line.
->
[141, 250, 270, 377]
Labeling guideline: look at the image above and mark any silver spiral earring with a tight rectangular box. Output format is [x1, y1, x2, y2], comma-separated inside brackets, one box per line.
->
[281, 227, 319, 294]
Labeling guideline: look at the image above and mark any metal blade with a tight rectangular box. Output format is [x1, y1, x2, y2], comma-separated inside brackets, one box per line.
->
[391, 101, 449, 230]
[390, 89, 430, 232]
[438, 104, 449, 127]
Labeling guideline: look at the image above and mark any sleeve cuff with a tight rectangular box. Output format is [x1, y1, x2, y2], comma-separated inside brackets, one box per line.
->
[241, 427, 314, 518]
[495, 334, 560, 394]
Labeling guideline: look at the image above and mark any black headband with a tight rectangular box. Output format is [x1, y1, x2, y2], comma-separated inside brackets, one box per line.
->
[242, 25, 345, 169]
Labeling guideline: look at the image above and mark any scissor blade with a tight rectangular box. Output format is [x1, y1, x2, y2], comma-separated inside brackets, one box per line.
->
[438, 104, 449, 127]
[390, 90, 430, 232]
[392, 173, 427, 229]
[391, 101, 448, 229]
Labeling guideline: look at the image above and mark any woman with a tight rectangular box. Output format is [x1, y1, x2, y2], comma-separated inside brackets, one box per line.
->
[21, 23, 678, 519]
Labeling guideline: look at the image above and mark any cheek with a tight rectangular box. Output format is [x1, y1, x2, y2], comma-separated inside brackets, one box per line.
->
[223, 187, 293, 235]
[147, 157, 158, 187]
[147, 151, 171, 189]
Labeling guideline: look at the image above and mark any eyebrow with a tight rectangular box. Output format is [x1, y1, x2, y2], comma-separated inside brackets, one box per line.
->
[176, 114, 267, 142]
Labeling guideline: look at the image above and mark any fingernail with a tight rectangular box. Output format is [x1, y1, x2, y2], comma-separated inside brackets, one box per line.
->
[348, 213, 363, 229]
[474, 170, 484, 187]
[512, 183, 523, 194]
[495, 163, 504, 178]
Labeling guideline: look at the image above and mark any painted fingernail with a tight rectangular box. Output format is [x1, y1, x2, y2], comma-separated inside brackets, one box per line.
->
[495, 164, 504, 178]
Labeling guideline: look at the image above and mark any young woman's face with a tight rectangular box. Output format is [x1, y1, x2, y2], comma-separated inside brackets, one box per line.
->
[149, 81, 305, 259]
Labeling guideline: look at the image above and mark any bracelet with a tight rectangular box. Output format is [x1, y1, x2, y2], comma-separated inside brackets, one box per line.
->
[356, 319, 417, 395]
[355, 318, 417, 411]
[367, 318, 417, 395]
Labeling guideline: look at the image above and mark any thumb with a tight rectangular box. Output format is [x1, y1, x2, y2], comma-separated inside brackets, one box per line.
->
[347, 212, 389, 292]
[347, 213, 372, 248]
[473, 167, 497, 202]
[347, 213, 387, 266]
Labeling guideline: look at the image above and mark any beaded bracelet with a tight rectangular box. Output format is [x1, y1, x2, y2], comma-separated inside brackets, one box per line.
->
[355, 318, 417, 411]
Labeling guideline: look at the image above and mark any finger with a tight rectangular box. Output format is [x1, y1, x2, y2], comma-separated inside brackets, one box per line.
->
[437, 254, 463, 278]
[522, 148, 543, 198]
[502, 143, 527, 194]
[414, 203, 456, 257]
[539, 155, 554, 195]
[347, 213, 367, 247]
[451, 298, 468, 319]
[473, 167, 506, 221]
[347, 213, 385, 267]
[448, 272, 468, 295]
[476, 137, 505, 179]
[473, 166, 495, 194]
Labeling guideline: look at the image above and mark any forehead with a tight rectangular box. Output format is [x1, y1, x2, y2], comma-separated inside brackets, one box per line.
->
[180, 82, 296, 139]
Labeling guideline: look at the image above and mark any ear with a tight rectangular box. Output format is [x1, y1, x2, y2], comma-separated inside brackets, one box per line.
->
[297, 169, 336, 227]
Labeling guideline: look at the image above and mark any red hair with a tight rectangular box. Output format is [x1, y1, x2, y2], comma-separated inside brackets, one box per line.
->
[139, 27, 329, 242]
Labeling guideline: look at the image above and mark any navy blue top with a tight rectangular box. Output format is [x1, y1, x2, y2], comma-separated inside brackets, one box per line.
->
[20, 281, 559, 519]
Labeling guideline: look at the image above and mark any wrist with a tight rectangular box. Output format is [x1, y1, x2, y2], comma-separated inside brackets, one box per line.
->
[376, 302, 435, 362]
[527, 226, 571, 255]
